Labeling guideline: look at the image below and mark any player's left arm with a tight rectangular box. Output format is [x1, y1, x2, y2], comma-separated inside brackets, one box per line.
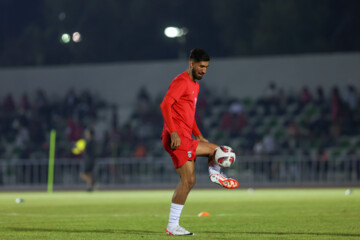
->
[193, 120, 209, 142]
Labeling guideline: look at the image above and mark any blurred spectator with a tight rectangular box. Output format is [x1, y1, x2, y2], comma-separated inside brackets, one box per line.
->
[66, 117, 83, 142]
[315, 86, 325, 105]
[137, 86, 150, 102]
[111, 104, 119, 130]
[229, 100, 244, 115]
[232, 112, 247, 137]
[135, 86, 151, 119]
[3, 93, 16, 113]
[64, 88, 78, 108]
[253, 138, 264, 155]
[28, 114, 45, 147]
[315, 149, 328, 180]
[14, 123, 30, 158]
[300, 86, 313, 105]
[34, 89, 48, 111]
[135, 142, 147, 158]
[330, 120, 341, 139]
[344, 85, 357, 113]
[264, 82, 280, 100]
[330, 86, 345, 121]
[137, 122, 154, 140]
[262, 82, 281, 114]
[100, 130, 111, 157]
[263, 134, 276, 155]
[76, 90, 94, 121]
[20, 93, 31, 111]
[109, 126, 121, 157]
[286, 120, 299, 149]
[197, 93, 208, 110]
[307, 114, 329, 140]
[220, 111, 232, 132]
[120, 123, 137, 156]
[277, 88, 287, 114]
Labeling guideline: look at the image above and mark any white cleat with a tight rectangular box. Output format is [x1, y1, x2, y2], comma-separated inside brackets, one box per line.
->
[166, 225, 194, 236]
[209, 173, 239, 189]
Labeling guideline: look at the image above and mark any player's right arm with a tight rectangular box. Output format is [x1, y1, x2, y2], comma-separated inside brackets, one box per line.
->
[160, 95, 181, 149]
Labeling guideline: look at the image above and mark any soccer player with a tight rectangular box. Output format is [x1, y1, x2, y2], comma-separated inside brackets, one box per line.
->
[160, 48, 239, 236]
[80, 128, 96, 192]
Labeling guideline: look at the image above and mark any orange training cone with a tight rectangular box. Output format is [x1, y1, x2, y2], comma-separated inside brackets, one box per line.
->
[198, 211, 211, 217]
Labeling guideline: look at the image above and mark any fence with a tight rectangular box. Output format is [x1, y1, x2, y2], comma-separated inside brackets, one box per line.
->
[0, 155, 359, 190]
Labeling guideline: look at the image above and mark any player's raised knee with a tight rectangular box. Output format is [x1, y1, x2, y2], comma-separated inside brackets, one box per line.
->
[196, 141, 218, 157]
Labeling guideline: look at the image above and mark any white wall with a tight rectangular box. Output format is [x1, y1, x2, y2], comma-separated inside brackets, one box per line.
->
[212, 53, 360, 98]
[1, 52, 359, 107]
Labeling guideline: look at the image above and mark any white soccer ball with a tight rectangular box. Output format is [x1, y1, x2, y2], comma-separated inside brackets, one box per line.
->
[214, 146, 236, 168]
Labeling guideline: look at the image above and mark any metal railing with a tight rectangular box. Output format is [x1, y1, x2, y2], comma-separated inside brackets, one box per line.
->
[0, 155, 359, 189]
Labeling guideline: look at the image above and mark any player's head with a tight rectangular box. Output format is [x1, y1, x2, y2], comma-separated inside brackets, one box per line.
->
[189, 48, 210, 80]
[190, 48, 210, 62]
[85, 128, 95, 140]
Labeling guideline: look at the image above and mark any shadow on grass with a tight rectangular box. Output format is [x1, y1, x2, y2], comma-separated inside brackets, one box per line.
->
[8, 227, 159, 235]
[202, 231, 360, 238]
[9, 228, 360, 237]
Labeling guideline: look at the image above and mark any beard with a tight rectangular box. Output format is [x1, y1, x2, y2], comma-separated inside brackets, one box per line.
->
[192, 68, 203, 80]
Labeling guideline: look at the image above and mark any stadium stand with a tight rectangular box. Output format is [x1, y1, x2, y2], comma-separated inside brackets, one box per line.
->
[1, 84, 359, 161]
[0, 83, 359, 187]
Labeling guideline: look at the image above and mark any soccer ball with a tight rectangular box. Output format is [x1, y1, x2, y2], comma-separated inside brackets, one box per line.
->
[214, 146, 236, 168]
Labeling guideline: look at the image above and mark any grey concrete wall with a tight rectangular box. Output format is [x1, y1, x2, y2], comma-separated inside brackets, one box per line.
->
[0, 52, 359, 107]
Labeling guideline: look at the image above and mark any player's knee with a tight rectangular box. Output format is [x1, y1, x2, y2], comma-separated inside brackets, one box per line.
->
[209, 144, 218, 156]
[189, 175, 196, 188]
[197, 142, 219, 157]
[182, 176, 196, 189]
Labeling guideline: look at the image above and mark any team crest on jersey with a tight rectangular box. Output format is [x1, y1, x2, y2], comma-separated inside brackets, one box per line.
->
[188, 151, 192, 158]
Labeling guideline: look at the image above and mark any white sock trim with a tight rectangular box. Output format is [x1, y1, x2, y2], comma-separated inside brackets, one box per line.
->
[168, 203, 184, 228]
[209, 164, 221, 175]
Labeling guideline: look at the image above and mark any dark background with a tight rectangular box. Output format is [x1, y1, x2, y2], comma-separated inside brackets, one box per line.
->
[0, 0, 359, 67]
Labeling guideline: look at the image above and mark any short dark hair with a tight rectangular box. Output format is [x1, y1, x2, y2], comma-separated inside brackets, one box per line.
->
[189, 48, 210, 62]
[85, 128, 95, 137]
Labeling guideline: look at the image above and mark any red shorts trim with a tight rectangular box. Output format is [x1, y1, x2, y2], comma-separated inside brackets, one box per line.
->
[161, 131, 199, 169]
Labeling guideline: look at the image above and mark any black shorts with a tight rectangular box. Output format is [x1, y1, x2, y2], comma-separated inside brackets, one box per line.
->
[84, 159, 95, 173]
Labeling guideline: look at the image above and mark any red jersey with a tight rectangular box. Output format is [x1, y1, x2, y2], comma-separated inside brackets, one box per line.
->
[163, 72, 199, 138]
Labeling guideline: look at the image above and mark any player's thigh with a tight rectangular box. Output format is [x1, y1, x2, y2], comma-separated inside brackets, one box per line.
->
[175, 160, 195, 182]
[196, 141, 219, 157]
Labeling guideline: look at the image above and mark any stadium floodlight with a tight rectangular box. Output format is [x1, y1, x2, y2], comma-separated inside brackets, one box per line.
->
[72, 32, 82, 43]
[164, 27, 188, 38]
[164, 26, 189, 59]
[61, 33, 71, 44]
[58, 12, 66, 21]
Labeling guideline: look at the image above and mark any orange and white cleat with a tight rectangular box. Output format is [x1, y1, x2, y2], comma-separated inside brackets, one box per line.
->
[166, 225, 194, 236]
[209, 173, 239, 189]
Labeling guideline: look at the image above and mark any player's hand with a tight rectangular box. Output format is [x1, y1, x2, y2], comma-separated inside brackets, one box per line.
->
[170, 132, 181, 149]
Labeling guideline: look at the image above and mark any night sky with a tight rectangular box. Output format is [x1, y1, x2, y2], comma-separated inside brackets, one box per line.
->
[0, 0, 359, 67]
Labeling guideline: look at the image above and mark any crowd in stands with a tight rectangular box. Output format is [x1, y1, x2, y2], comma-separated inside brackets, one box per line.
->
[0, 89, 106, 160]
[216, 83, 360, 157]
[126, 82, 360, 162]
[0, 83, 360, 163]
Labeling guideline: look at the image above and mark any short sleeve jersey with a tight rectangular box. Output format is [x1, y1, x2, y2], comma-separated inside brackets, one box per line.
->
[163, 72, 200, 138]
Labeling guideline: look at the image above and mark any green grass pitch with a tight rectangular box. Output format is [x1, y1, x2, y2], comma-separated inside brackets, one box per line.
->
[0, 188, 359, 239]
